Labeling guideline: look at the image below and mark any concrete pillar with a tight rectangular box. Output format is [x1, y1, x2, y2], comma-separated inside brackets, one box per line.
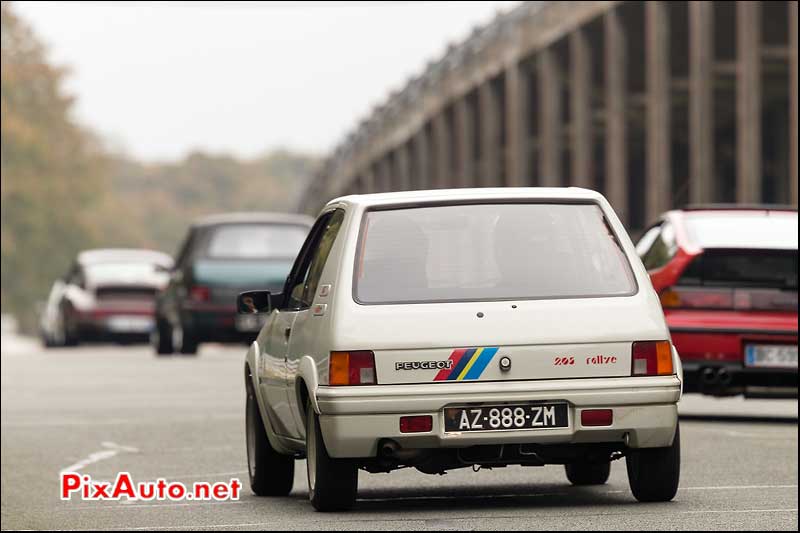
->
[790, 0, 798, 206]
[689, 1, 715, 205]
[379, 157, 394, 192]
[505, 62, 529, 187]
[570, 28, 592, 189]
[395, 144, 411, 191]
[605, 8, 628, 225]
[454, 96, 476, 187]
[413, 128, 430, 190]
[736, 1, 762, 204]
[646, 1, 671, 221]
[479, 81, 501, 187]
[538, 48, 562, 187]
[432, 112, 451, 188]
[362, 168, 375, 194]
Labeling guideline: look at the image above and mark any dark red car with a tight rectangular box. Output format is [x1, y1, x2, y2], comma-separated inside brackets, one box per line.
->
[636, 206, 798, 398]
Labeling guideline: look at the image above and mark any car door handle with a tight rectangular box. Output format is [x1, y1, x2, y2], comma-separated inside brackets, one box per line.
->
[284, 327, 291, 341]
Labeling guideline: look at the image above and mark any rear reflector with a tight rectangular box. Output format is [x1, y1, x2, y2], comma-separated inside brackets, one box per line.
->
[329, 351, 376, 386]
[581, 409, 613, 427]
[631, 341, 673, 376]
[399, 415, 432, 433]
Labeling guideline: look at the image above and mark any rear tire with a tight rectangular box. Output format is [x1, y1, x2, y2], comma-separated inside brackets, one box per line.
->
[61, 309, 79, 347]
[565, 461, 611, 486]
[246, 385, 294, 496]
[152, 317, 174, 355]
[306, 401, 357, 511]
[626, 423, 681, 502]
[177, 324, 198, 355]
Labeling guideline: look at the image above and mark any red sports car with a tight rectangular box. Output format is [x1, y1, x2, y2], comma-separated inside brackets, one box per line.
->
[636, 206, 798, 398]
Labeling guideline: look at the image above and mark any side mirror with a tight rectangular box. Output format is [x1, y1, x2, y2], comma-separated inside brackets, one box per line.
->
[237, 290, 276, 315]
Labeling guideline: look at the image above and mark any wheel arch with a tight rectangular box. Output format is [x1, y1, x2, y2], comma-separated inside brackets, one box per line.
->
[296, 355, 321, 420]
[244, 341, 295, 456]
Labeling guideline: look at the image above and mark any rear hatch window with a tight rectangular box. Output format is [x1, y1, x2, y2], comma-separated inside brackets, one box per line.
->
[665, 250, 798, 312]
[680, 250, 798, 290]
[193, 259, 293, 289]
[354, 203, 636, 304]
[205, 224, 307, 260]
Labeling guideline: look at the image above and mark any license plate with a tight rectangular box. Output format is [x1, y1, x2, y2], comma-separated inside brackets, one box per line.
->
[107, 316, 153, 333]
[235, 314, 265, 332]
[444, 402, 569, 433]
[745, 344, 798, 368]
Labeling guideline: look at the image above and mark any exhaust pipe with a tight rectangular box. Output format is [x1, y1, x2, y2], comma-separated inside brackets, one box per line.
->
[701, 367, 718, 386]
[717, 368, 733, 387]
[379, 440, 428, 462]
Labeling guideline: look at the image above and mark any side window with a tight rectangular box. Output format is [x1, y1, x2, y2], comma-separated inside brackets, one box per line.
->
[174, 229, 196, 269]
[283, 211, 343, 310]
[641, 222, 677, 271]
[301, 210, 345, 305]
[635, 224, 662, 258]
[69, 266, 86, 289]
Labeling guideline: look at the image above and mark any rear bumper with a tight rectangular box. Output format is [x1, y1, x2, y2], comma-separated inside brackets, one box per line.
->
[74, 311, 154, 341]
[181, 308, 255, 343]
[315, 376, 681, 458]
[670, 325, 797, 397]
[682, 362, 798, 397]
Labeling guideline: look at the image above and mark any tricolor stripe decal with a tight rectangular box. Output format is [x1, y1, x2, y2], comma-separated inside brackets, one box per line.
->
[433, 348, 468, 381]
[434, 347, 499, 381]
[463, 347, 499, 380]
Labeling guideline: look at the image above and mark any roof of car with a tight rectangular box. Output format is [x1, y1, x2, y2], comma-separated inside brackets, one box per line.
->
[77, 248, 173, 266]
[192, 212, 315, 228]
[681, 204, 798, 213]
[670, 208, 798, 250]
[328, 187, 606, 209]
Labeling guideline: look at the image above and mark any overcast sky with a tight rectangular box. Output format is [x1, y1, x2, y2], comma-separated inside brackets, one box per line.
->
[15, 1, 519, 162]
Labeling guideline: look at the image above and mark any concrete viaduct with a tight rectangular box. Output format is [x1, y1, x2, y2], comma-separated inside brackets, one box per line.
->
[297, 1, 798, 231]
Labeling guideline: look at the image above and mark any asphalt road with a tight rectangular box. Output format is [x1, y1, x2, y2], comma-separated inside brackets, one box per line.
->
[1, 334, 797, 531]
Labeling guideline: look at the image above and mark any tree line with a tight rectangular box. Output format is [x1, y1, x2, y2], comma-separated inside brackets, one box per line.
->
[1, 4, 318, 332]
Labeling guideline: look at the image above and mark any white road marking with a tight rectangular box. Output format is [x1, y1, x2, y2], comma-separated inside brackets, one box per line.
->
[60, 442, 139, 474]
[84, 509, 800, 531]
[64, 500, 251, 511]
[363, 491, 569, 502]
[607, 483, 798, 494]
[678, 508, 797, 515]
[690, 427, 797, 439]
[681, 484, 798, 491]
[4, 414, 240, 428]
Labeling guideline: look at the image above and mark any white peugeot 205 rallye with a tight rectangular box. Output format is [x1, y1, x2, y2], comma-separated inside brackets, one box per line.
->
[240, 188, 682, 511]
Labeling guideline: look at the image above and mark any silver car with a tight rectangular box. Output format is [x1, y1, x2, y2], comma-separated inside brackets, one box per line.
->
[240, 188, 682, 511]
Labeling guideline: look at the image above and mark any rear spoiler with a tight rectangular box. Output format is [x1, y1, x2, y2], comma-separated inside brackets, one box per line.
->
[682, 203, 798, 212]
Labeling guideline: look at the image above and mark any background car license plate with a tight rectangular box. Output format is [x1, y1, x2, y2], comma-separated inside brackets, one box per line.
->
[107, 316, 153, 333]
[745, 344, 798, 368]
[444, 403, 568, 432]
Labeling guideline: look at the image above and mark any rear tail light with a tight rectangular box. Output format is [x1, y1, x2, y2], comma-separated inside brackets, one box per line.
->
[189, 285, 211, 302]
[329, 351, 376, 386]
[399, 415, 432, 433]
[660, 286, 797, 311]
[581, 409, 613, 427]
[631, 341, 673, 376]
